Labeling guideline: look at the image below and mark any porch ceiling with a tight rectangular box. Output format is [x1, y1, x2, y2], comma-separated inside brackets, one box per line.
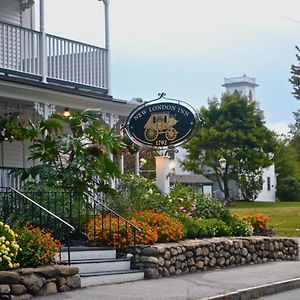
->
[0, 75, 139, 117]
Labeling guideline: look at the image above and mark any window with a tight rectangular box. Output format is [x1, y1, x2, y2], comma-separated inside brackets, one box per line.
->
[267, 177, 271, 191]
[249, 90, 253, 100]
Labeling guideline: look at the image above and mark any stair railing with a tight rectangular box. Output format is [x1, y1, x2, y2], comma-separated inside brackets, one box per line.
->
[83, 192, 141, 266]
[0, 187, 142, 267]
[0, 187, 75, 265]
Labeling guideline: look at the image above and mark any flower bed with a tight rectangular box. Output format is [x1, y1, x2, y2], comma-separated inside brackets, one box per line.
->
[0, 265, 80, 298]
[130, 237, 299, 279]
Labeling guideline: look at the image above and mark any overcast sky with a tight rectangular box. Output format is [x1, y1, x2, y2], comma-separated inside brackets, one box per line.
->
[45, 0, 300, 134]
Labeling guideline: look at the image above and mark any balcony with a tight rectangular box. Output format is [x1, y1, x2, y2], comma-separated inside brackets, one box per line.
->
[0, 21, 108, 92]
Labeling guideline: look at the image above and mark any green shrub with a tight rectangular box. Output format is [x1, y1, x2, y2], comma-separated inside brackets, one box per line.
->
[276, 176, 300, 201]
[112, 174, 166, 215]
[178, 215, 202, 239]
[167, 184, 197, 217]
[198, 219, 232, 238]
[192, 194, 232, 223]
[227, 216, 252, 236]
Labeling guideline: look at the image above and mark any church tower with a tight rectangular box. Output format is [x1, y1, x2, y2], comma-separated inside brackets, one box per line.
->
[222, 74, 258, 100]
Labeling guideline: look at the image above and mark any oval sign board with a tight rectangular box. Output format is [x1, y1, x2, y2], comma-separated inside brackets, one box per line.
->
[126, 101, 196, 148]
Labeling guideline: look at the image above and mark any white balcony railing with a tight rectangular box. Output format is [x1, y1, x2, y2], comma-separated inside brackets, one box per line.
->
[224, 75, 256, 85]
[0, 21, 108, 91]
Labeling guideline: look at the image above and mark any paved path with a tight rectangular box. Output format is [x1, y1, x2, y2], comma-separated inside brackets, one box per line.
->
[35, 260, 300, 300]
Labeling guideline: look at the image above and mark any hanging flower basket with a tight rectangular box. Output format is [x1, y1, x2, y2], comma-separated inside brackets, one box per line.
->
[0, 114, 27, 142]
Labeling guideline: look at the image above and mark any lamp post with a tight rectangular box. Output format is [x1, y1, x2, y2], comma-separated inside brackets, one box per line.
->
[219, 157, 230, 205]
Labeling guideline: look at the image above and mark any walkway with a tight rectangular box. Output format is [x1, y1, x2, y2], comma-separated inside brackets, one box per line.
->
[35, 260, 300, 300]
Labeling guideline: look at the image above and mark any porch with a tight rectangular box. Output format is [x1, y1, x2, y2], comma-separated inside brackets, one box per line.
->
[0, 21, 108, 92]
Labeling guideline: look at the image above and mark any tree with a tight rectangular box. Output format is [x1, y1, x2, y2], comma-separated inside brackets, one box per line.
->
[290, 46, 300, 162]
[290, 46, 300, 101]
[23, 109, 124, 194]
[182, 93, 277, 201]
[289, 110, 300, 162]
[282, 46, 300, 201]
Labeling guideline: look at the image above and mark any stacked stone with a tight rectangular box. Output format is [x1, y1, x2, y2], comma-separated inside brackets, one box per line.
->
[131, 237, 299, 279]
[0, 265, 80, 299]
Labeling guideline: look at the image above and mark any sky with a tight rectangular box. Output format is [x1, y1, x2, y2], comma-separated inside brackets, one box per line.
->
[45, 0, 300, 134]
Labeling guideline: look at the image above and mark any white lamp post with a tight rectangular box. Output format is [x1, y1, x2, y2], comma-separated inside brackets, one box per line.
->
[219, 156, 230, 204]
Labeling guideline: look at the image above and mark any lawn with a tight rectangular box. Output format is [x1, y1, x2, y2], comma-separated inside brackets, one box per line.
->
[229, 201, 300, 237]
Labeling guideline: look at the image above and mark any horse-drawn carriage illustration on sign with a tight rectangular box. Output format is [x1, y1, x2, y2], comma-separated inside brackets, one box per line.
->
[144, 112, 178, 142]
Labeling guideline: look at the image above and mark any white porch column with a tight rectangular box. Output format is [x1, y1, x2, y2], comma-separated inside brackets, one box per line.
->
[135, 151, 140, 176]
[103, 0, 111, 94]
[155, 156, 170, 194]
[39, 0, 47, 82]
[119, 125, 124, 174]
[101, 112, 119, 147]
[101, 112, 119, 188]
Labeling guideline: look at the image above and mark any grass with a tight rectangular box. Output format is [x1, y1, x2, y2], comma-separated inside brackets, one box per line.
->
[229, 201, 300, 237]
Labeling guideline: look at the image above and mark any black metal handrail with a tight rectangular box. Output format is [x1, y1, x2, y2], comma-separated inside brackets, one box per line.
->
[0, 187, 75, 265]
[0, 188, 142, 267]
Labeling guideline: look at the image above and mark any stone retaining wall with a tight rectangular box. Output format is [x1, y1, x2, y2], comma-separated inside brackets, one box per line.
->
[0, 265, 80, 299]
[131, 237, 299, 279]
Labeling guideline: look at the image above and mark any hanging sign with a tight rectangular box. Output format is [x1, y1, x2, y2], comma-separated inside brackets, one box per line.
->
[125, 96, 196, 148]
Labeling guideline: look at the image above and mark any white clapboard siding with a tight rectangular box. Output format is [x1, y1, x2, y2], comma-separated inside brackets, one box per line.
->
[0, 0, 21, 26]
[24, 140, 35, 168]
[3, 141, 24, 168]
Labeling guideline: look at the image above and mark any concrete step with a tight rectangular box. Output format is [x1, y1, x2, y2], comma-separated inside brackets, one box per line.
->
[69, 258, 131, 274]
[81, 270, 145, 287]
[60, 246, 116, 261]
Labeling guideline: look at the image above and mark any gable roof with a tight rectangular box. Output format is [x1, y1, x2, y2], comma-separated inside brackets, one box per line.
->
[169, 174, 213, 185]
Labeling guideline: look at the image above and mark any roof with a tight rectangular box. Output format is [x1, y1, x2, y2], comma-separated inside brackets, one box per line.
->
[169, 174, 213, 185]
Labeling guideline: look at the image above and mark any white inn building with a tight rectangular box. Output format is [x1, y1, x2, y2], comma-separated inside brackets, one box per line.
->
[0, 0, 139, 188]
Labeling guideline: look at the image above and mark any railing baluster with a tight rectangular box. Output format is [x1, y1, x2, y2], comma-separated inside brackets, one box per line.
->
[81, 44, 84, 84]
[54, 192, 58, 234]
[77, 193, 81, 230]
[117, 217, 120, 249]
[101, 202, 104, 243]
[59, 38, 63, 79]
[94, 193, 97, 242]
[10, 26, 13, 69]
[5, 25, 9, 68]
[69, 192, 73, 227]
[62, 192, 65, 221]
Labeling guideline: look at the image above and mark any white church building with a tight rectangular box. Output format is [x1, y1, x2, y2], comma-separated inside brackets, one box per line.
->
[172, 75, 276, 202]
